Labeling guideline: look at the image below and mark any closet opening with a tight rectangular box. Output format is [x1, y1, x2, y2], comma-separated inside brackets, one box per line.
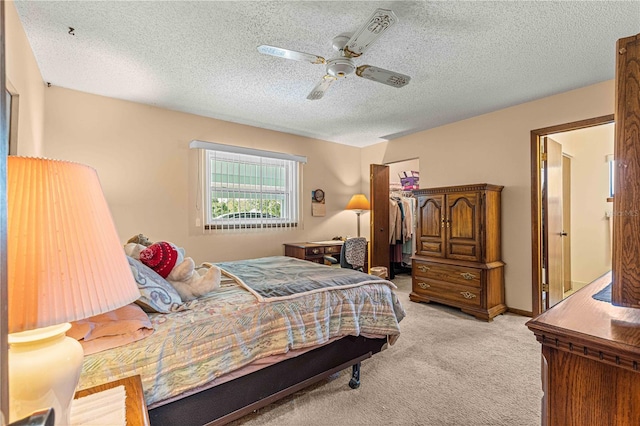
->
[369, 159, 419, 280]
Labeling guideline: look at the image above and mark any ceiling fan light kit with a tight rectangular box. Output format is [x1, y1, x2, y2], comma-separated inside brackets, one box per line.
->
[257, 8, 411, 100]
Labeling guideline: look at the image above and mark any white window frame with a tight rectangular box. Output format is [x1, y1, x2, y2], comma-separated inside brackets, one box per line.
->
[190, 140, 306, 230]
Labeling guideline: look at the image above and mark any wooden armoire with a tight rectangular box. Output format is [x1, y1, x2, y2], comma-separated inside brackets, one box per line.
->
[410, 183, 506, 321]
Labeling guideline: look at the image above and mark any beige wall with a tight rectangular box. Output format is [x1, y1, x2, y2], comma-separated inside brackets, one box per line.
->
[42, 87, 362, 263]
[5, 1, 45, 156]
[361, 81, 614, 312]
[552, 123, 614, 287]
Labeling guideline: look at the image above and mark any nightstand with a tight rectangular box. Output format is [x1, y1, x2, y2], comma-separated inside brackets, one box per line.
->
[74, 375, 150, 425]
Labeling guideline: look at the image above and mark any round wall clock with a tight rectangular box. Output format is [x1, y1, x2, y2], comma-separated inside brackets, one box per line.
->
[314, 189, 325, 202]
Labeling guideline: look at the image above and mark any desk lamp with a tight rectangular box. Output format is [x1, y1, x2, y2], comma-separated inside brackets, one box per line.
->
[7, 157, 140, 425]
[345, 194, 370, 237]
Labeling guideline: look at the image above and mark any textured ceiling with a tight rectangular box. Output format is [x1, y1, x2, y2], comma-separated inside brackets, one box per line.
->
[14, 1, 640, 147]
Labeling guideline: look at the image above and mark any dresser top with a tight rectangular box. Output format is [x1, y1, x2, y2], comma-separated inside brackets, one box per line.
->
[527, 272, 640, 358]
[283, 241, 343, 248]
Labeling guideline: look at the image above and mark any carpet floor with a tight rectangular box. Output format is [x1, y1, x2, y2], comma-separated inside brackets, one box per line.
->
[230, 274, 542, 426]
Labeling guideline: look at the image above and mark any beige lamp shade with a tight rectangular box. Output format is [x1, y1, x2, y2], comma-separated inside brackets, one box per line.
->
[345, 194, 371, 211]
[7, 157, 140, 334]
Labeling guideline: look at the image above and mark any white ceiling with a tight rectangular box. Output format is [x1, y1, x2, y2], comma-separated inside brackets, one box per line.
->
[14, 1, 640, 147]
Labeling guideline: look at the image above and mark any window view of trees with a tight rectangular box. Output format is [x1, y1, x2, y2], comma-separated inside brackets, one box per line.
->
[211, 197, 282, 219]
[209, 156, 288, 221]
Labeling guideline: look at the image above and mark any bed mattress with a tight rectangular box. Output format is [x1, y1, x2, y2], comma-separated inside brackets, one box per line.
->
[77, 258, 404, 408]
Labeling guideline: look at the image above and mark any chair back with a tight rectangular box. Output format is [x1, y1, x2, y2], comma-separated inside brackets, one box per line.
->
[341, 237, 367, 271]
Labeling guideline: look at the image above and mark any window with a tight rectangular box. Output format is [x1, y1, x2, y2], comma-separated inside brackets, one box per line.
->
[191, 141, 306, 230]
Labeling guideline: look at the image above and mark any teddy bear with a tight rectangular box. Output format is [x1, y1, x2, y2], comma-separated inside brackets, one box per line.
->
[124, 241, 148, 260]
[127, 233, 153, 247]
[132, 241, 221, 301]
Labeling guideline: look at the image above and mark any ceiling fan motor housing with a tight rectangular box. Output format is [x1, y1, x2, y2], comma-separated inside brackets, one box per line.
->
[327, 58, 355, 78]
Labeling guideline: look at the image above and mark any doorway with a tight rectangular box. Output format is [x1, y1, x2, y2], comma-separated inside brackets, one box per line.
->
[531, 115, 615, 315]
[369, 158, 419, 280]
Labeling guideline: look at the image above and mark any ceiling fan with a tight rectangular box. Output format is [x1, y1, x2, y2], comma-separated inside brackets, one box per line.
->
[257, 8, 411, 100]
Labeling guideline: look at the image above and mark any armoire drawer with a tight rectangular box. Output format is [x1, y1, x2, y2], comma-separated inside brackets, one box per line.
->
[412, 279, 481, 307]
[413, 262, 481, 288]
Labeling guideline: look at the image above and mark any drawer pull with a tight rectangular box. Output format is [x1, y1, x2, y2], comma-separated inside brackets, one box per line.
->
[417, 282, 431, 289]
[460, 291, 476, 299]
[460, 272, 476, 280]
[417, 265, 430, 273]
[312, 249, 320, 254]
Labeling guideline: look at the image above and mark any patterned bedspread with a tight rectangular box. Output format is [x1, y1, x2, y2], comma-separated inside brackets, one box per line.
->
[216, 256, 395, 301]
[77, 258, 405, 409]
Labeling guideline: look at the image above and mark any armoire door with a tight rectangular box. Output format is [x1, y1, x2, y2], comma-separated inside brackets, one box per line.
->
[416, 194, 445, 258]
[445, 192, 481, 262]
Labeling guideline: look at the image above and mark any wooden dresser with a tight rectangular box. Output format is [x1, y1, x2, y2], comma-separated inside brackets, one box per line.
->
[410, 183, 506, 321]
[527, 272, 640, 425]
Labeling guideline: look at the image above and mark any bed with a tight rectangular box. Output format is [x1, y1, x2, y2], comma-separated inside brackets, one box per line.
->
[75, 255, 405, 425]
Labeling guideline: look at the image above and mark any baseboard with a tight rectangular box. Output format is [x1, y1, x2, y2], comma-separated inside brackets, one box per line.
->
[507, 307, 533, 317]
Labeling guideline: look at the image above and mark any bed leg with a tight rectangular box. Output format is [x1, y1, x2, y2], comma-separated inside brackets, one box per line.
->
[349, 362, 361, 389]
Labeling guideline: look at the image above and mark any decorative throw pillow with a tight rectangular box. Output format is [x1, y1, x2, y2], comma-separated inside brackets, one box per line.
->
[127, 255, 187, 313]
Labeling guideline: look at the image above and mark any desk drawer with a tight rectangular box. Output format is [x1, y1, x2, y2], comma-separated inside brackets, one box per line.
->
[323, 245, 342, 255]
[305, 246, 325, 256]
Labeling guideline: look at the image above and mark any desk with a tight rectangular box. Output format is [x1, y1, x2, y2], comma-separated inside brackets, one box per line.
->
[284, 241, 368, 272]
[74, 375, 150, 426]
[526, 272, 640, 425]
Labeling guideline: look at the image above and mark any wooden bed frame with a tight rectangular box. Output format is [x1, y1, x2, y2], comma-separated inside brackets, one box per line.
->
[148, 335, 388, 425]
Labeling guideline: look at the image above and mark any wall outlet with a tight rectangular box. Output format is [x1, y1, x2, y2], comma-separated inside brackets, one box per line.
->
[195, 217, 201, 227]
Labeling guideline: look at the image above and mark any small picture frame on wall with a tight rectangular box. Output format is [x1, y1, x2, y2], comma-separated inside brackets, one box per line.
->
[312, 189, 326, 217]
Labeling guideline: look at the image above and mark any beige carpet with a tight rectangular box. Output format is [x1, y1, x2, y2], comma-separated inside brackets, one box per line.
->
[230, 275, 542, 426]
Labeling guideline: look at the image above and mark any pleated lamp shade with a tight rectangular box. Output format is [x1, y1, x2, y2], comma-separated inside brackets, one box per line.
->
[7, 157, 139, 334]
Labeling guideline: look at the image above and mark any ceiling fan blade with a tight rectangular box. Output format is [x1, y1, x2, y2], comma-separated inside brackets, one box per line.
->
[307, 76, 337, 100]
[343, 9, 398, 58]
[356, 65, 411, 88]
[257, 45, 325, 64]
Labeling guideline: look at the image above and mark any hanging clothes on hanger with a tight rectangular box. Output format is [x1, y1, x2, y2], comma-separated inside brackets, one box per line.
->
[389, 191, 416, 277]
